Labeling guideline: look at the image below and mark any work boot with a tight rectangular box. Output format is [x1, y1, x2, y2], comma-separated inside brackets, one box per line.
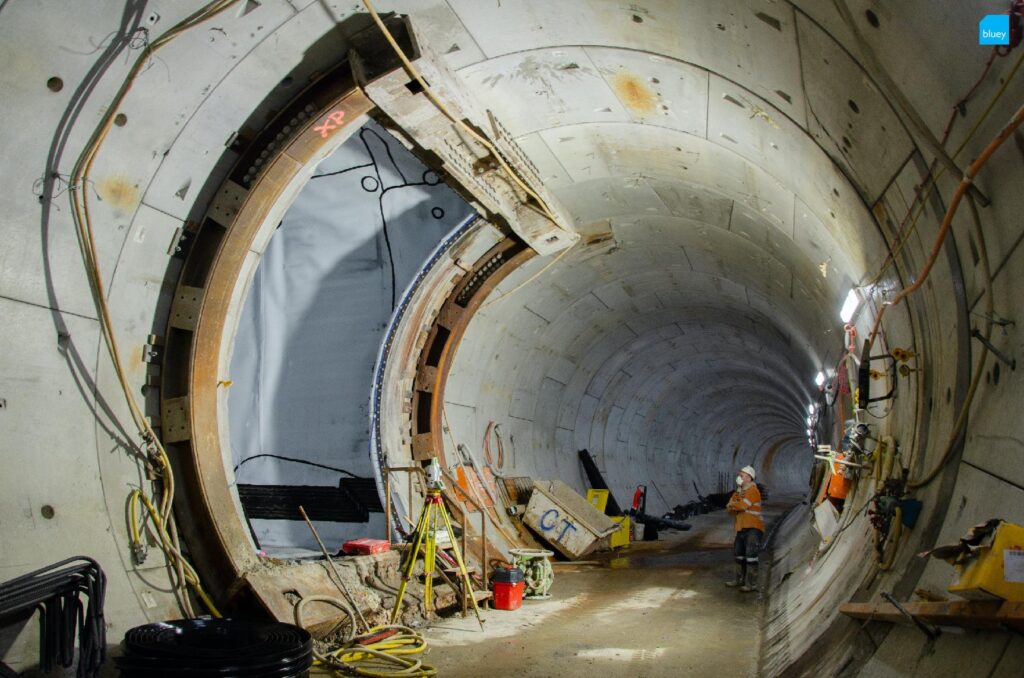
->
[724, 563, 745, 587]
[740, 567, 759, 592]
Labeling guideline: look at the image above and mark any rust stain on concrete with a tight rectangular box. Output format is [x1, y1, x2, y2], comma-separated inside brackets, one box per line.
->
[97, 176, 140, 212]
[611, 72, 656, 115]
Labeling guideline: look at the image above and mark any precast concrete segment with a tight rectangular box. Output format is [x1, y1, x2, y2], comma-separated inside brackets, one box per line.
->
[2, 1, 1022, 676]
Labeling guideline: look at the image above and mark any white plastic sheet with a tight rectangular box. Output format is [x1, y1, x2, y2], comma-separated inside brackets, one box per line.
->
[228, 120, 473, 553]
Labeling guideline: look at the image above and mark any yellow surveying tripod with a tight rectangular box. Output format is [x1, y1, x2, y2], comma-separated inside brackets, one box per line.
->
[390, 459, 484, 629]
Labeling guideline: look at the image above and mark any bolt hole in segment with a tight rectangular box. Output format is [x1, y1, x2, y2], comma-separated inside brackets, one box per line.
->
[226, 119, 473, 555]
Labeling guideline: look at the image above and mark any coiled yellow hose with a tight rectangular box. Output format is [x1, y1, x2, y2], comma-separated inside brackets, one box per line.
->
[294, 593, 437, 677]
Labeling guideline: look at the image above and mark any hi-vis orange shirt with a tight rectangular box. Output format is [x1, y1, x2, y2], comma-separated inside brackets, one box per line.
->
[726, 484, 765, 532]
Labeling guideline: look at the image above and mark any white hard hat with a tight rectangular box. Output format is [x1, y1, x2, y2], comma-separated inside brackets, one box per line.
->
[740, 465, 757, 480]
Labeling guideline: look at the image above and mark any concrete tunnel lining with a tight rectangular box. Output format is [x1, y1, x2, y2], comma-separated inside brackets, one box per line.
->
[427, 71, 897, 516]
[4, 0, 1024, 675]
[174, 0, 888, 614]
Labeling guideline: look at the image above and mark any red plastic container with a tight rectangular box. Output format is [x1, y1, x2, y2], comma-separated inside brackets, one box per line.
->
[492, 581, 525, 610]
[341, 538, 391, 555]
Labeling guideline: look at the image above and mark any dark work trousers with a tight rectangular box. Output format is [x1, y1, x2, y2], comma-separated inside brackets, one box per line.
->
[734, 527, 764, 572]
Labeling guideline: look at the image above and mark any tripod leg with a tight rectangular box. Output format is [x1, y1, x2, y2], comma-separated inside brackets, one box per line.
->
[423, 501, 435, 616]
[438, 501, 485, 629]
[391, 497, 431, 623]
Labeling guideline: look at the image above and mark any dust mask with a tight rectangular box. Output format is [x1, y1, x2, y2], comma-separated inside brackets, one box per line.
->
[735, 475, 743, 486]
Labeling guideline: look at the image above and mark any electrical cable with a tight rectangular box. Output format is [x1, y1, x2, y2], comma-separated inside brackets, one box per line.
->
[865, 103, 1024, 352]
[67, 0, 240, 618]
[494, 423, 505, 470]
[813, 68, 1020, 561]
[360, 0, 573, 238]
[905, 191, 994, 489]
[867, 48, 1024, 287]
[320, 626, 437, 678]
[833, 0, 988, 207]
[482, 421, 506, 470]
[127, 490, 221, 617]
[294, 596, 436, 677]
[233, 453, 365, 478]
[482, 422, 494, 466]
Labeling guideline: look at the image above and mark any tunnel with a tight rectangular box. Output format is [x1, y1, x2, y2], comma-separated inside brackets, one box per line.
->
[2, 1, 1023, 676]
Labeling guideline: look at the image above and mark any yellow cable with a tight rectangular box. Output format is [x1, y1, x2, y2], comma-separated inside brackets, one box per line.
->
[295, 595, 436, 677]
[68, 0, 239, 618]
[129, 490, 143, 546]
[133, 491, 223, 617]
[361, 0, 573, 239]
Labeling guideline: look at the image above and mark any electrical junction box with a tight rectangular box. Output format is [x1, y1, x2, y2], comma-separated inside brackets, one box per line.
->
[949, 522, 1024, 601]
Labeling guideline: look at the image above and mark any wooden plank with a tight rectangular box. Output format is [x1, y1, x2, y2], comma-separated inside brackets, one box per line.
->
[840, 600, 1024, 631]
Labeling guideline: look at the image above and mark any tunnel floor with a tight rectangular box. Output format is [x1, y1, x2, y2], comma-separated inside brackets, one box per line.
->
[354, 498, 801, 677]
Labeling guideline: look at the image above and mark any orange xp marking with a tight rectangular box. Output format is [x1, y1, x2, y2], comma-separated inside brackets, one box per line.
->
[313, 110, 346, 138]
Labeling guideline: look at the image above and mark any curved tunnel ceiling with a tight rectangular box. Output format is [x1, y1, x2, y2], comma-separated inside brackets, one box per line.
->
[8, 0, 1024, 675]
[428, 1, 908, 508]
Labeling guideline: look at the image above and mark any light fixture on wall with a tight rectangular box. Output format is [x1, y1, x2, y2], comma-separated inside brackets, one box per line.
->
[814, 370, 826, 387]
[839, 288, 862, 323]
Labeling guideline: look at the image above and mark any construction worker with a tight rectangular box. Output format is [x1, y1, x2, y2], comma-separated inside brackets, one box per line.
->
[725, 465, 764, 592]
[822, 450, 852, 513]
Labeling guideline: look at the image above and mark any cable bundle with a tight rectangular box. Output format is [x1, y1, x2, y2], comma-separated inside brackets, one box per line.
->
[67, 0, 240, 619]
[318, 626, 436, 677]
[293, 596, 436, 677]
[116, 618, 312, 677]
[0, 557, 106, 678]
